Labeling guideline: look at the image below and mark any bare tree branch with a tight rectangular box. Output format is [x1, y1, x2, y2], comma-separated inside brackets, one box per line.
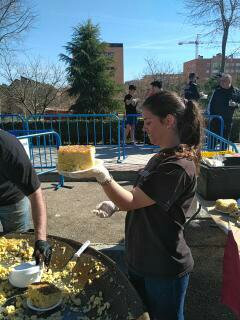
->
[0, 55, 67, 114]
[0, 0, 35, 48]
[184, 0, 240, 72]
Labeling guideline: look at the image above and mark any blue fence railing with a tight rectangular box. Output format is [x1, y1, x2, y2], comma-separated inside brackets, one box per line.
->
[1, 113, 238, 162]
[203, 129, 238, 152]
[120, 114, 159, 160]
[204, 115, 224, 137]
[26, 114, 122, 162]
[0, 114, 27, 131]
[16, 130, 64, 189]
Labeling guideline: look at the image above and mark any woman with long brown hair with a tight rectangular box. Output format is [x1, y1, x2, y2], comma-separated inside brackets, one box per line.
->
[81, 91, 203, 320]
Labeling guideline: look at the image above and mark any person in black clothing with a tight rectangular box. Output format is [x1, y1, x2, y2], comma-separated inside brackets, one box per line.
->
[184, 72, 200, 101]
[124, 84, 139, 143]
[150, 80, 163, 95]
[208, 73, 240, 143]
[0, 130, 52, 266]
[79, 91, 203, 320]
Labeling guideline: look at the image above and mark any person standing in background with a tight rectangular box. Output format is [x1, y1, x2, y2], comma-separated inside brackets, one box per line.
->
[150, 80, 163, 95]
[0, 129, 52, 266]
[184, 73, 200, 101]
[208, 73, 240, 143]
[124, 84, 140, 144]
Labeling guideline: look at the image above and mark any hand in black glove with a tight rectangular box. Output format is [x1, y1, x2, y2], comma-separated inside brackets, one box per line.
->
[33, 240, 52, 268]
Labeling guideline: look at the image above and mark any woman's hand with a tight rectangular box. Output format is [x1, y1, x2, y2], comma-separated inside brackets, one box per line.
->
[68, 165, 112, 185]
[92, 201, 119, 218]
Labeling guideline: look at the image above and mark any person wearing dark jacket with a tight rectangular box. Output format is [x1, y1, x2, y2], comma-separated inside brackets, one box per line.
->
[184, 73, 200, 101]
[208, 73, 240, 142]
[124, 84, 140, 143]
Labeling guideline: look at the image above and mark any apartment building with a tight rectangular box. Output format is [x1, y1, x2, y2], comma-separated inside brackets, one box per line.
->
[105, 43, 124, 84]
[183, 53, 240, 82]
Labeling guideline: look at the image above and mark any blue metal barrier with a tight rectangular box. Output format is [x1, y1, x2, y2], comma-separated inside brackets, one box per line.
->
[121, 114, 159, 160]
[4, 113, 237, 163]
[121, 114, 237, 159]
[204, 115, 224, 137]
[16, 131, 66, 190]
[27, 114, 122, 162]
[203, 129, 238, 152]
[0, 114, 27, 131]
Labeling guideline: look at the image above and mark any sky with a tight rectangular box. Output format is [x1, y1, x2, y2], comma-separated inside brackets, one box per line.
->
[15, 0, 240, 82]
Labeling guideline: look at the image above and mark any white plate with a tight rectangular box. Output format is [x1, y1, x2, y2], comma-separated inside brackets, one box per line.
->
[58, 159, 104, 178]
[27, 297, 62, 312]
[215, 208, 239, 215]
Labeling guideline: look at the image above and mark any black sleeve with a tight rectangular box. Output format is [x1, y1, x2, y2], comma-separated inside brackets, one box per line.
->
[124, 94, 132, 102]
[1, 135, 40, 196]
[192, 84, 200, 100]
[138, 164, 188, 211]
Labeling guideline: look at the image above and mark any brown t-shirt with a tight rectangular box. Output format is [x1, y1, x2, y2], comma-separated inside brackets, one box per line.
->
[125, 151, 196, 278]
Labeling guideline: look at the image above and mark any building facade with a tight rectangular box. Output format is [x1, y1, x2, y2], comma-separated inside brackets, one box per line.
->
[183, 54, 240, 82]
[105, 43, 124, 84]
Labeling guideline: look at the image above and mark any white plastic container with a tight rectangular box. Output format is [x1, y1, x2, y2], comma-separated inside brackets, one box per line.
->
[9, 261, 42, 288]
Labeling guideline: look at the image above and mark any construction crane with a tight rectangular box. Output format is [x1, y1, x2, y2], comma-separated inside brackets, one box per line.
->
[178, 34, 201, 59]
[178, 34, 240, 60]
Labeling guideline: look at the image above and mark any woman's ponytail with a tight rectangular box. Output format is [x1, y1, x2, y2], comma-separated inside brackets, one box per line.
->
[178, 99, 203, 149]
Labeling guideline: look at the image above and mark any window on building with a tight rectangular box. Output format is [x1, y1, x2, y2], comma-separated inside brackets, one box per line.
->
[212, 62, 221, 70]
[105, 52, 114, 57]
[106, 66, 115, 71]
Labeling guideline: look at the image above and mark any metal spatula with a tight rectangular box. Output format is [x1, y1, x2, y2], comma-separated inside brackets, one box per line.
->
[64, 240, 90, 268]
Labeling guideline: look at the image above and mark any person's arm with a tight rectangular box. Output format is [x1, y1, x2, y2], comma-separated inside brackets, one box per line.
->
[102, 180, 155, 211]
[29, 187, 52, 267]
[125, 98, 133, 106]
[29, 186, 52, 267]
[124, 94, 134, 106]
[84, 162, 187, 213]
[28, 187, 47, 241]
[100, 165, 185, 212]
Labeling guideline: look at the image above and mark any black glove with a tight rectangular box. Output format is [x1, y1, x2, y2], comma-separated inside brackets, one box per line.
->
[33, 240, 52, 268]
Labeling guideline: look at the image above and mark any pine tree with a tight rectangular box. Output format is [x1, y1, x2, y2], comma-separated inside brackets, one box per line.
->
[60, 19, 120, 114]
